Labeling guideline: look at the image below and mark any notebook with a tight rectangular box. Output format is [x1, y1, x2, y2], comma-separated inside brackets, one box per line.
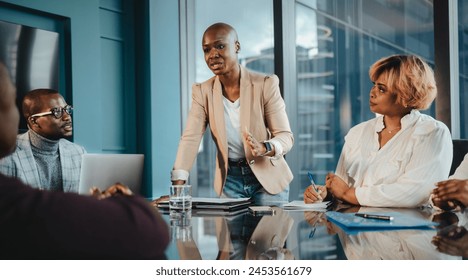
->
[78, 154, 144, 195]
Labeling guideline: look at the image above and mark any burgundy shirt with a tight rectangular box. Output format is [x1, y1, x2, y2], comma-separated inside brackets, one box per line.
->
[0, 174, 169, 259]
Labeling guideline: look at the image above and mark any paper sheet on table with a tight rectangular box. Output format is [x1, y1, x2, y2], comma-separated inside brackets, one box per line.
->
[282, 200, 331, 210]
[192, 197, 251, 204]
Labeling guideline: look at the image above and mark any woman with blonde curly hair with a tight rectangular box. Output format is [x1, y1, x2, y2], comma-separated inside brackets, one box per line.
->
[304, 54, 452, 207]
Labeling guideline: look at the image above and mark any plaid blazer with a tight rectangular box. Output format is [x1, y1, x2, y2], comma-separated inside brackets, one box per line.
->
[0, 131, 86, 192]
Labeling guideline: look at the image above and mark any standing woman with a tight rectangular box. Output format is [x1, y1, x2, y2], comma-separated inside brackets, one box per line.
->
[304, 55, 452, 207]
[171, 22, 293, 204]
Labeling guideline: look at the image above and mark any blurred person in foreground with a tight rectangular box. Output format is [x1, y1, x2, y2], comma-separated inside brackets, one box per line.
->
[304, 54, 452, 207]
[0, 61, 169, 259]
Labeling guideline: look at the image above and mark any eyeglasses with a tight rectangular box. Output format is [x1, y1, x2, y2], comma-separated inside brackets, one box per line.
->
[31, 105, 73, 119]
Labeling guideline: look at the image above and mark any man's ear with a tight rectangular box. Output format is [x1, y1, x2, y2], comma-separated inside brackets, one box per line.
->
[28, 117, 38, 127]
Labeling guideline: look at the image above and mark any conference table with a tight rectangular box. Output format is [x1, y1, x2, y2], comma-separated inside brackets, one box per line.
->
[161, 201, 467, 260]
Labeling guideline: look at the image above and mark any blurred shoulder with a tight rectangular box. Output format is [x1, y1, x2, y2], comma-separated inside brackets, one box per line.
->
[245, 67, 279, 85]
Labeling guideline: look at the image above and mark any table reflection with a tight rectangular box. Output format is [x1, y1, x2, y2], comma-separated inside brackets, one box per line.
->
[245, 207, 294, 260]
[334, 227, 458, 259]
[167, 207, 294, 260]
[295, 211, 346, 260]
[163, 204, 468, 260]
[432, 211, 468, 258]
[169, 214, 202, 260]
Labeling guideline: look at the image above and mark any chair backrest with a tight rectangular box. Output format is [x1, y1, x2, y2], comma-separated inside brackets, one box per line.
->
[450, 139, 468, 175]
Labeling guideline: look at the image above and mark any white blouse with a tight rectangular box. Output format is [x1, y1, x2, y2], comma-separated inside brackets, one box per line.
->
[335, 110, 453, 207]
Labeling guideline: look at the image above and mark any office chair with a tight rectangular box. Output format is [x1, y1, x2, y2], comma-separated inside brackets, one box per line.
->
[450, 139, 468, 175]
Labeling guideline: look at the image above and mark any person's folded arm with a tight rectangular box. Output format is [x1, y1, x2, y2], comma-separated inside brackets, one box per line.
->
[327, 174, 359, 205]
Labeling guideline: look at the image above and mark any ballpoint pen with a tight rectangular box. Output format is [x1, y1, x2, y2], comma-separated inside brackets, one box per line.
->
[355, 213, 394, 221]
[308, 212, 324, 238]
[307, 171, 320, 194]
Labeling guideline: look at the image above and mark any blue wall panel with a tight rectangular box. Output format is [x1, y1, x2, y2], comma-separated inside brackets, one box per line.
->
[99, 1, 130, 153]
[101, 37, 125, 152]
[0, 0, 182, 197]
[0, 0, 137, 154]
[149, 0, 182, 197]
[0, 0, 104, 153]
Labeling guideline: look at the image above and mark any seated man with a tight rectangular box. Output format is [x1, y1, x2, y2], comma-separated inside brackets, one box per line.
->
[0, 88, 85, 192]
[0, 62, 169, 259]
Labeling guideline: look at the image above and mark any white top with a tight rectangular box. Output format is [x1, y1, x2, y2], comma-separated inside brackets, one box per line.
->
[223, 96, 244, 159]
[335, 110, 453, 207]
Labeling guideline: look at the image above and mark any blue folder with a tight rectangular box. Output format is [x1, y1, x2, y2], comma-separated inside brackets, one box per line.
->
[326, 211, 438, 235]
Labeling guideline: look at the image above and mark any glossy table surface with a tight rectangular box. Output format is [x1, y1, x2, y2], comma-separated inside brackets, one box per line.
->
[162, 202, 467, 260]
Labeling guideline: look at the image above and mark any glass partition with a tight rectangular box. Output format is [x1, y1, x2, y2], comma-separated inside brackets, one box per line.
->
[184, 0, 274, 197]
[293, 0, 435, 197]
[459, 0, 468, 137]
[182, 0, 436, 200]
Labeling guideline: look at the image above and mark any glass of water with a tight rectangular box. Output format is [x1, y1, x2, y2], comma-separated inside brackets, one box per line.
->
[169, 184, 192, 217]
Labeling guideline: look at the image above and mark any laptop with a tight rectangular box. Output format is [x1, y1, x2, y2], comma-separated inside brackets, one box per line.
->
[78, 154, 144, 195]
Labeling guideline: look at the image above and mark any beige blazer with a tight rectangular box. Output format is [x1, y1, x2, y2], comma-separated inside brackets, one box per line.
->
[173, 65, 294, 196]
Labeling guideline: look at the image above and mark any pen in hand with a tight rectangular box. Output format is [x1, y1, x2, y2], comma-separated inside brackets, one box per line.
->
[307, 171, 321, 195]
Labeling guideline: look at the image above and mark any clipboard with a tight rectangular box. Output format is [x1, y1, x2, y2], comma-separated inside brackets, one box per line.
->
[326, 211, 438, 235]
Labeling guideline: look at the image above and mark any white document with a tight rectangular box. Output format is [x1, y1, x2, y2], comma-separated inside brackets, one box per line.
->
[192, 197, 251, 204]
[282, 200, 331, 210]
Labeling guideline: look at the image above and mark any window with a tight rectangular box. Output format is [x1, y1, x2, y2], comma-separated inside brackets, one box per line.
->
[292, 0, 435, 198]
[459, 0, 468, 137]
[181, 0, 274, 197]
[181, 0, 436, 200]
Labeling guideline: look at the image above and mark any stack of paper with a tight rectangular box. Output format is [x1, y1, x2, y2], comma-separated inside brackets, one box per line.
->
[156, 197, 252, 216]
[282, 200, 332, 211]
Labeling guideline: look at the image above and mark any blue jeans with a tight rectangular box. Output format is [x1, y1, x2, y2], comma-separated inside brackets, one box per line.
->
[221, 165, 289, 205]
